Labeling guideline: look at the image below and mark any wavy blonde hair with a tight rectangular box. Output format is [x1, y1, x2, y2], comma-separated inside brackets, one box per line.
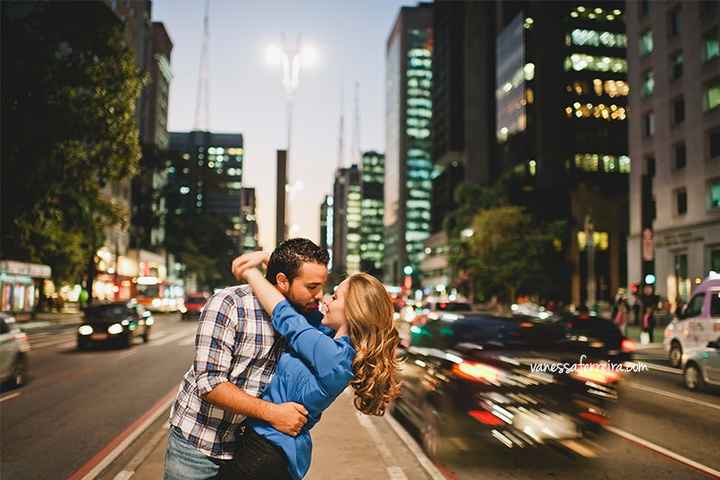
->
[344, 273, 402, 416]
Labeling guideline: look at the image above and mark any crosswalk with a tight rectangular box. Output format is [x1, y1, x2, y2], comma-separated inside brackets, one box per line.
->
[27, 327, 197, 351]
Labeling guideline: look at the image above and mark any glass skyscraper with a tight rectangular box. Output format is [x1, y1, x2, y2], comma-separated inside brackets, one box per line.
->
[361, 151, 385, 278]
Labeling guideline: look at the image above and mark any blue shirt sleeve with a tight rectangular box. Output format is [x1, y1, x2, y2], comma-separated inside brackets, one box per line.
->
[271, 300, 354, 393]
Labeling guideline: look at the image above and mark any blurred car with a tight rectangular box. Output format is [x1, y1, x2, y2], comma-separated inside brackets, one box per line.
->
[559, 314, 636, 364]
[182, 294, 208, 320]
[0, 313, 30, 388]
[663, 276, 720, 368]
[393, 311, 623, 459]
[683, 338, 720, 391]
[77, 301, 153, 349]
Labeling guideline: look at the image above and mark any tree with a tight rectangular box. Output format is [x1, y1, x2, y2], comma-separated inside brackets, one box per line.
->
[460, 206, 566, 303]
[2, 3, 143, 294]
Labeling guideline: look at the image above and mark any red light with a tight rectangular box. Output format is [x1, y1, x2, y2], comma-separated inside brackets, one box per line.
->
[469, 410, 505, 426]
[572, 366, 620, 384]
[621, 339, 635, 353]
[439, 303, 448, 310]
[452, 361, 501, 384]
[579, 411, 609, 425]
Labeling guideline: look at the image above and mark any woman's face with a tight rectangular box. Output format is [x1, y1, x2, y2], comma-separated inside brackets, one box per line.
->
[321, 279, 349, 331]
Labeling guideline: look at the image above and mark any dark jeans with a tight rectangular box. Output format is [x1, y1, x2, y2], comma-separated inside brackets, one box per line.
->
[219, 429, 291, 480]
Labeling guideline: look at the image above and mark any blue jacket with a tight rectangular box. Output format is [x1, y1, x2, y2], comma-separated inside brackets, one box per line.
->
[249, 300, 356, 480]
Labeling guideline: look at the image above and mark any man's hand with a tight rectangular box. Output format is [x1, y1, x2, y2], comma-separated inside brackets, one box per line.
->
[232, 251, 271, 280]
[267, 402, 309, 437]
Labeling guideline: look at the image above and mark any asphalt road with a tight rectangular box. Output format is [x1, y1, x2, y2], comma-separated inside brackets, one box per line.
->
[0, 313, 197, 480]
[404, 347, 720, 480]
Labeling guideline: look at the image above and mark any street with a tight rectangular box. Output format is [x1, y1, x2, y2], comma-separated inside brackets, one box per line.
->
[2, 319, 719, 480]
[404, 347, 720, 480]
[0, 314, 196, 480]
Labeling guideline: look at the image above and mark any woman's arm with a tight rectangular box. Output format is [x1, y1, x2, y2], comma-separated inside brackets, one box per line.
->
[243, 268, 285, 317]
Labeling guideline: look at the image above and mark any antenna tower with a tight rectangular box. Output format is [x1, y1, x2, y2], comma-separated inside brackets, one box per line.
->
[194, 0, 210, 130]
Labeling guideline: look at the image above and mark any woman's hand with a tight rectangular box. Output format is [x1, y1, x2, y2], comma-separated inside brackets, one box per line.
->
[231, 251, 270, 280]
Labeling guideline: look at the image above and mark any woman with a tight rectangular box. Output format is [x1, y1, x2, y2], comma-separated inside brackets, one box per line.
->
[221, 251, 401, 480]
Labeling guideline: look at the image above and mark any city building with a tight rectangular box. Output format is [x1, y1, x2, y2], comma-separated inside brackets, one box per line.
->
[360, 151, 385, 279]
[320, 195, 334, 270]
[144, 22, 173, 151]
[385, 3, 434, 287]
[423, 1, 498, 292]
[626, 1, 720, 306]
[239, 187, 260, 252]
[332, 165, 362, 277]
[494, 1, 629, 305]
[167, 131, 245, 251]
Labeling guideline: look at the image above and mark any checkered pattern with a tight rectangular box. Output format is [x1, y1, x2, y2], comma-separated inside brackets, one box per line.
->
[169, 285, 283, 459]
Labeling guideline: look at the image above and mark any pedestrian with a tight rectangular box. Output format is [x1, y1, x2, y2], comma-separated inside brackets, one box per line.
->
[576, 304, 591, 320]
[221, 251, 401, 480]
[640, 285, 659, 344]
[613, 295, 629, 336]
[163, 239, 331, 480]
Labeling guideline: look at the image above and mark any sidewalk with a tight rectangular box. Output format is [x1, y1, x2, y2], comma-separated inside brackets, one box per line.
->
[12, 311, 82, 332]
[129, 389, 437, 480]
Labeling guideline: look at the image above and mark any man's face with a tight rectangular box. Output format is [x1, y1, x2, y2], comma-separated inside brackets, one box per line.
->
[280, 262, 328, 314]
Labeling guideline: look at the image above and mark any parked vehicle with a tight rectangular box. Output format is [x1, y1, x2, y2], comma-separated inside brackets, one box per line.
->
[664, 276, 720, 368]
[0, 313, 30, 389]
[77, 301, 153, 349]
[683, 338, 720, 391]
[182, 294, 208, 320]
[394, 311, 623, 459]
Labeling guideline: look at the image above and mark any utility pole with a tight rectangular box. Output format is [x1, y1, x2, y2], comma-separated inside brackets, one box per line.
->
[193, 0, 210, 131]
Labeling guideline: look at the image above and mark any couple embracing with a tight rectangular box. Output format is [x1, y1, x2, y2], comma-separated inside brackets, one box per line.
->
[163, 238, 402, 480]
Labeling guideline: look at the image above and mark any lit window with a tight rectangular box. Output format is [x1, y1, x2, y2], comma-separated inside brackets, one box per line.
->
[642, 70, 654, 97]
[704, 80, 720, 111]
[564, 54, 627, 73]
[640, 30, 653, 56]
[704, 28, 719, 62]
[670, 52, 684, 80]
[569, 29, 627, 48]
[709, 180, 720, 209]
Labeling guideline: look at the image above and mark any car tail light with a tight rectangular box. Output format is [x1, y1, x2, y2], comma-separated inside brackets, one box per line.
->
[578, 411, 608, 426]
[621, 338, 635, 353]
[452, 361, 501, 384]
[469, 409, 505, 426]
[572, 366, 620, 384]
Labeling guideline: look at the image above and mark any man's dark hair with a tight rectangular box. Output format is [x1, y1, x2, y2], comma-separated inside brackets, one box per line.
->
[266, 238, 329, 285]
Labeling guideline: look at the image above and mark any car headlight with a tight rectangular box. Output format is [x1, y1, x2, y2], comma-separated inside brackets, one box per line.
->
[145, 317, 154, 326]
[78, 325, 93, 336]
[108, 323, 124, 335]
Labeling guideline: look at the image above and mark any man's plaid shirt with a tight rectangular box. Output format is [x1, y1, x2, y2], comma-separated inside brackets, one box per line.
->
[169, 285, 283, 459]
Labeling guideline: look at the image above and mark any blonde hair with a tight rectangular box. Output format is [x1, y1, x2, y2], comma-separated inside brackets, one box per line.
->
[344, 273, 402, 416]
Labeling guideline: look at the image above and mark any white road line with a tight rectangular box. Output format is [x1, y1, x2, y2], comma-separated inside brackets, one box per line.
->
[637, 361, 682, 375]
[355, 411, 408, 480]
[625, 382, 720, 412]
[177, 335, 196, 346]
[0, 391, 21, 403]
[151, 330, 194, 347]
[605, 425, 720, 479]
[383, 413, 447, 480]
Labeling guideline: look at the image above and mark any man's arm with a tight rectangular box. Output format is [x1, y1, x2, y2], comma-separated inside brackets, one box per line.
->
[202, 383, 308, 437]
[193, 291, 308, 436]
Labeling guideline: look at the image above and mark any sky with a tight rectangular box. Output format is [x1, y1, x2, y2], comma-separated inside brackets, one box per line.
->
[153, 0, 415, 250]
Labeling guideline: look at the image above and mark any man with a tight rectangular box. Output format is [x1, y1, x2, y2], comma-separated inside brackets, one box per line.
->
[164, 238, 330, 480]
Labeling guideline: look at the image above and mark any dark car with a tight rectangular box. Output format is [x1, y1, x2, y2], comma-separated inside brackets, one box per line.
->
[558, 314, 636, 364]
[394, 311, 625, 460]
[182, 294, 208, 320]
[77, 302, 153, 349]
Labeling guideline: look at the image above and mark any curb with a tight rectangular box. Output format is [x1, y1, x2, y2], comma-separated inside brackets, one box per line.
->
[112, 421, 170, 480]
[383, 413, 448, 480]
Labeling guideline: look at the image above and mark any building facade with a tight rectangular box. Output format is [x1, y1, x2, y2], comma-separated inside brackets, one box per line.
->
[361, 151, 385, 279]
[240, 187, 260, 252]
[626, 1, 720, 306]
[333, 165, 362, 277]
[385, 3, 434, 286]
[495, 1, 629, 305]
[167, 131, 245, 251]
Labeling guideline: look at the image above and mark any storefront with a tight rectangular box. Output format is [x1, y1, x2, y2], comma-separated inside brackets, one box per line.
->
[0, 260, 52, 313]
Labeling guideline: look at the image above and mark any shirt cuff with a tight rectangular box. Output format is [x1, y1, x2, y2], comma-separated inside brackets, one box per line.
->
[196, 372, 229, 396]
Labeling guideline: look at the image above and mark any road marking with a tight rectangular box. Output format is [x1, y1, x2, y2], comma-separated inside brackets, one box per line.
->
[383, 412, 448, 480]
[0, 391, 21, 403]
[355, 411, 408, 480]
[605, 425, 720, 479]
[66, 385, 179, 480]
[625, 361, 682, 375]
[177, 335, 196, 346]
[151, 330, 194, 347]
[626, 382, 720, 412]
[112, 423, 170, 480]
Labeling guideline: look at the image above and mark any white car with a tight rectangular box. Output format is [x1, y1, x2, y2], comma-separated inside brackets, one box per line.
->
[0, 313, 30, 389]
[664, 276, 720, 368]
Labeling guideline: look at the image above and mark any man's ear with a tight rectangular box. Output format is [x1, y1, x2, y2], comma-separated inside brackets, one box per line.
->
[276, 273, 290, 294]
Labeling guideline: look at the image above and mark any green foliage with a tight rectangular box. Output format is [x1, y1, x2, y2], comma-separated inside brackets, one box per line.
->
[2, 3, 143, 285]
